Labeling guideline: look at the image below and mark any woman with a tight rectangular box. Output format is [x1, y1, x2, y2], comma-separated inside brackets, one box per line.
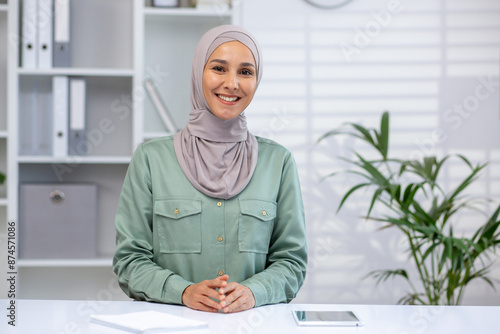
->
[113, 25, 307, 313]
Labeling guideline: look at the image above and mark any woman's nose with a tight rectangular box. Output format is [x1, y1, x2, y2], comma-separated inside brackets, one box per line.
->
[225, 72, 239, 90]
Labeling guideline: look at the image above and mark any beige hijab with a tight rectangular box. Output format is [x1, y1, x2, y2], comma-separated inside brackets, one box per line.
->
[173, 25, 262, 199]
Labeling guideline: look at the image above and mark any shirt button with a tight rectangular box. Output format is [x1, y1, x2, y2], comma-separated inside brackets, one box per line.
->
[174, 209, 179, 215]
[218, 270, 224, 276]
[262, 210, 267, 216]
[218, 236, 223, 242]
[217, 201, 222, 207]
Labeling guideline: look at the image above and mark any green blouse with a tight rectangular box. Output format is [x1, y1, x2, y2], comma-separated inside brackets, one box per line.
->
[113, 135, 307, 307]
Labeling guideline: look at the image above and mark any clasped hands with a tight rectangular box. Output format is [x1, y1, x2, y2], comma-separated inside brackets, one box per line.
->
[182, 274, 255, 313]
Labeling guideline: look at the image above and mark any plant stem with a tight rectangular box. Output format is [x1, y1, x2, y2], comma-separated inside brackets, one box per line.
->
[406, 228, 433, 304]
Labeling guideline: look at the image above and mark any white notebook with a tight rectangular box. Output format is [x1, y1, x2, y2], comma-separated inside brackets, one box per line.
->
[90, 310, 208, 333]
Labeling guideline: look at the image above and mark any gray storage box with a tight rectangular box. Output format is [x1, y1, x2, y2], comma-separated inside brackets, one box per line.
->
[19, 183, 98, 259]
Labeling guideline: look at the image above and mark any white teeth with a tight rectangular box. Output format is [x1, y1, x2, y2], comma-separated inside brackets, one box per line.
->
[217, 94, 239, 102]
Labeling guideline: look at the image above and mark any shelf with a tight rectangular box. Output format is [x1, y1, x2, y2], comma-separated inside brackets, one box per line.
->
[144, 6, 232, 17]
[0, 130, 7, 138]
[17, 68, 134, 77]
[18, 156, 131, 164]
[0, 4, 7, 12]
[18, 258, 113, 268]
[0, 198, 7, 206]
[142, 131, 173, 141]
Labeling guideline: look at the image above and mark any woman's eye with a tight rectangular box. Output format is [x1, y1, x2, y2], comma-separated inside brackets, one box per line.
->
[241, 69, 253, 76]
[212, 66, 225, 72]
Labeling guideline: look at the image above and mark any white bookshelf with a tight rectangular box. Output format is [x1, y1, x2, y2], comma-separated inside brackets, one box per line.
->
[142, 131, 172, 141]
[17, 155, 131, 164]
[3, 0, 241, 298]
[17, 68, 135, 77]
[0, 0, 9, 301]
[143, 6, 233, 17]
[18, 258, 112, 268]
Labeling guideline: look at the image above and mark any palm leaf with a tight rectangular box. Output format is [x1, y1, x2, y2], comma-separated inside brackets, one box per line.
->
[376, 111, 390, 159]
[337, 182, 373, 212]
[316, 129, 366, 144]
[447, 164, 486, 202]
[350, 123, 377, 147]
[365, 269, 409, 285]
[355, 153, 390, 187]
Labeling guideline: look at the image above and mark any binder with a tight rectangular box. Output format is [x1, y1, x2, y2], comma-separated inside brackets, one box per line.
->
[144, 78, 179, 134]
[38, 0, 53, 69]
[36, 78, 54, 155]
[69, 78, 86, 155]
[22, 0, 38, 68]
[19, 78, 52, 155]
[52, 76, 68, 157]
[53, 0, 71, 67]
[18, 79, 38, 155]
[153, 0, 179, 7]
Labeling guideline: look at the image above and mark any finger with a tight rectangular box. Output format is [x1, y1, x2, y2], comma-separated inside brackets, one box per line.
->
[218, 282, 238, 296]
[221, 283, 241, 304]
[223, 286, 255, 312]
[184, 283, 224, 305]
[192, 301, 220, 313]
[183, 289, 222, 312]
[216, 274, 229, 282]
[192, 281, 226, 301]
[198, 295, 224, 311]
[223, 296, 248, 313]
[201, 286, 226, 301]
[205, 277, 228, 289]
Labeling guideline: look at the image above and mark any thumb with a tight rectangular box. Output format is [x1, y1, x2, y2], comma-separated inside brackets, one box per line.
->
[216, 274, 229, 282]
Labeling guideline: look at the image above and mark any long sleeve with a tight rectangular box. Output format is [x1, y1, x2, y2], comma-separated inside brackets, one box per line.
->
[112, 145, 192, 305]
[240, 152, 308, 307]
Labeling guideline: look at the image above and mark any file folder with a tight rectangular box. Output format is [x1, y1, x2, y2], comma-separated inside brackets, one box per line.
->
[53, 0, 71, 67]
[69, 78, 86, 155]
[52, 76, 68, 157]
[22, 0, 38, 68]
[38, 0, 53, 69]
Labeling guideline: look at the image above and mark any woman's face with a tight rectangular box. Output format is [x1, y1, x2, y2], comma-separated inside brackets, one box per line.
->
[202, 41, 257, 120]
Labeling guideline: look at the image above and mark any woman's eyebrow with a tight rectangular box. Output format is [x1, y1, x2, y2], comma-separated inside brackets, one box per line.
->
[240, 62, 255, 68]
[209, 59, 255, 68]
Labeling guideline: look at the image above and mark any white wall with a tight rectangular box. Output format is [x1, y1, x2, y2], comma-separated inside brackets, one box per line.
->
[241, 0, 500, 305]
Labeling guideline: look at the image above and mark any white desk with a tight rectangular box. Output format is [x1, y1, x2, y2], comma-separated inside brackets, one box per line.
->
[1, 299, 498, 333]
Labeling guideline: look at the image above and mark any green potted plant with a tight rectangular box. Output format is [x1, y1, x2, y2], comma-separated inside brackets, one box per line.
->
[318, 111, 500, 305]
[0, 171, 5, 185]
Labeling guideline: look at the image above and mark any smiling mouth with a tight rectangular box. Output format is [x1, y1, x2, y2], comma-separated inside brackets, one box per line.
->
[217, 94, 240, 102]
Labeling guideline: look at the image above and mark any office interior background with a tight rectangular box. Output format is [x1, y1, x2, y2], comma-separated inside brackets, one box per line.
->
[0, 0, 500, 306]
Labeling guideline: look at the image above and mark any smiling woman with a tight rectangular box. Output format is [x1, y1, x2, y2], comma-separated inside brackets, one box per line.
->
[202, 41, 257, 120]
[113, 25, 307, 314]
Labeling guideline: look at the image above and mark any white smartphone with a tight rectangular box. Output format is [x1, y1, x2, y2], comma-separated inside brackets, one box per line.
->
[292, 310, 364, 327]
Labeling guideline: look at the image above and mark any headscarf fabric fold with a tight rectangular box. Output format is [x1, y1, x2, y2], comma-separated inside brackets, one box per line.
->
[173, 25, 262, 199]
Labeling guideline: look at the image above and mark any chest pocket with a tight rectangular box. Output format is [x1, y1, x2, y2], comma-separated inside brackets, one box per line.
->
[154, 199, 202, 254]
[238, 199, 277, 254]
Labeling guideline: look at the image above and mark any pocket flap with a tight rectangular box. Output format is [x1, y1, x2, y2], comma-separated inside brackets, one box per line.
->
[154, 199, 201, 220]
[239, 199, 277, 221]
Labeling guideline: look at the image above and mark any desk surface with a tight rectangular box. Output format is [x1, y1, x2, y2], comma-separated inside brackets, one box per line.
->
[1, 299, 498, 333]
